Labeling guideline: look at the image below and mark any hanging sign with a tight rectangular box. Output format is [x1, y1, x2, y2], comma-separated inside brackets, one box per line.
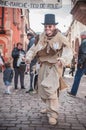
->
[0, 0, 62, 9]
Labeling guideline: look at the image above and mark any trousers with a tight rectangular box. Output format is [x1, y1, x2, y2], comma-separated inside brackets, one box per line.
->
[14, 65, 25, 88]
[71, 67, 86, 95]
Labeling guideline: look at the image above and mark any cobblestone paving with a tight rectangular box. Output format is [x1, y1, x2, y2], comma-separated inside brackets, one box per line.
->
[0, 72, 86, 130]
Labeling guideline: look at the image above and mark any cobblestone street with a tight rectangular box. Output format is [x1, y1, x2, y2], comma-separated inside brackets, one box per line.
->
[0, 71, 86, 130]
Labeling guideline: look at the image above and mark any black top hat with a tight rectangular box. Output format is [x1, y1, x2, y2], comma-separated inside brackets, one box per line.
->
[42, 14, 58, 25]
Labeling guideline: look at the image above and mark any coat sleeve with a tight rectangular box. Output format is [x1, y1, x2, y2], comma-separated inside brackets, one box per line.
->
[26, 43, 44, 63]
[58, 32, 73, 66]
[26, 33, 45, 63]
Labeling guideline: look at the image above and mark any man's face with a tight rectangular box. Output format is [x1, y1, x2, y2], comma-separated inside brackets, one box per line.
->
[44, 25, 56, 37]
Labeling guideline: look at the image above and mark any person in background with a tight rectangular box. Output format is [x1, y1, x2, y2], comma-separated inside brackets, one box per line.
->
[33, 34, 40, 92]
[26, 33, 37, 94]
[25, 14, 73, 125]
[67, 31, 86, 97]
[0, 51, 5, 72]
[12, 42, 26, 89]
[69, 56, 76, 76]
[3, 61, 13, 94]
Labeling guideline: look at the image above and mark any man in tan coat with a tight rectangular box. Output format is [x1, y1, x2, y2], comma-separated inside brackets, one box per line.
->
[26, 14, 73, 125]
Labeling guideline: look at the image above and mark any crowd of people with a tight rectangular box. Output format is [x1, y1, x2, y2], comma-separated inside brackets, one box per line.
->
[0, 13, 86, 125]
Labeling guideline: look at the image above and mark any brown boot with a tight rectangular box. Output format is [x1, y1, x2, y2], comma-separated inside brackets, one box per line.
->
[49, 117, 57, 125]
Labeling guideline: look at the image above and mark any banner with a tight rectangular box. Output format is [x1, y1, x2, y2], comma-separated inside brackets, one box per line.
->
[0, 0, 62, 9]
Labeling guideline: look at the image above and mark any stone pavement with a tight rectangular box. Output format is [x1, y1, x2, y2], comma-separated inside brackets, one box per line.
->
[0, 71, 86, 130]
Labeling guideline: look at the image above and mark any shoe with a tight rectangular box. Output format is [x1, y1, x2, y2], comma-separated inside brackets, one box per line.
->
[28, 90, 37, 95]
[21, 87, 25, 89]
[40, 109, 47, 114]
[30, 90, 37, 94]
[67, 91, 76, 97]
[49, 117, 57, 125]
[26, 90, 30, 93]
[21, 86, 25, 89]
[15, 86, 18, 89]
[5, 91, 11, 95]
[26, 89, 33, 93]
[15, 88, 18, 90]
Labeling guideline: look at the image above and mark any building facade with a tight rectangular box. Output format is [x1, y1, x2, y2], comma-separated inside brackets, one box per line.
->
[0, 7, 29, 61]
[67, 0, 86, 55]
[71, 0, 86, 25]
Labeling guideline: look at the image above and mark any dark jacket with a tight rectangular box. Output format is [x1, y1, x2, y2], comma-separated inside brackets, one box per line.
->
[27, 36, 35, 51]
[27, 36, 37, 65]
[3, 68, 13, 83]
[78, 39, 86, 68]
[12, 47, 26, 68]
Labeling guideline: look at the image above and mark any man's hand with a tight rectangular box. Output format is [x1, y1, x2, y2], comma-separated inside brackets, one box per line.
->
[22, 57, 26, 62]
[22, 57, 29, 63]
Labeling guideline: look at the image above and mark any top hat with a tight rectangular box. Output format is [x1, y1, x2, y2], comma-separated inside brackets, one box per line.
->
[42, 14, 58, 25]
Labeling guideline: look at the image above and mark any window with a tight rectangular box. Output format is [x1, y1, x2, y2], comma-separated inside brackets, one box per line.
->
[0, 7, 5, 34]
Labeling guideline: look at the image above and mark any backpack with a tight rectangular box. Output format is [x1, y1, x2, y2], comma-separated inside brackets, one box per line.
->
[78, 39, 86, 67]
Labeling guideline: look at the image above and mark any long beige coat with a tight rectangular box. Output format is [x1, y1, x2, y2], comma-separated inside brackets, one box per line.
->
[26, 31, 73, 99]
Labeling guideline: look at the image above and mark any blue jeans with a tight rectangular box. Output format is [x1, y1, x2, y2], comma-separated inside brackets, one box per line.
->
[71, 67, 86, 95]
[4, 81, 11, 86]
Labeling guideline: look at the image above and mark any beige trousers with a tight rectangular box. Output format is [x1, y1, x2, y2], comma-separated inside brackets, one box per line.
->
[38, 63, 59, 119]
